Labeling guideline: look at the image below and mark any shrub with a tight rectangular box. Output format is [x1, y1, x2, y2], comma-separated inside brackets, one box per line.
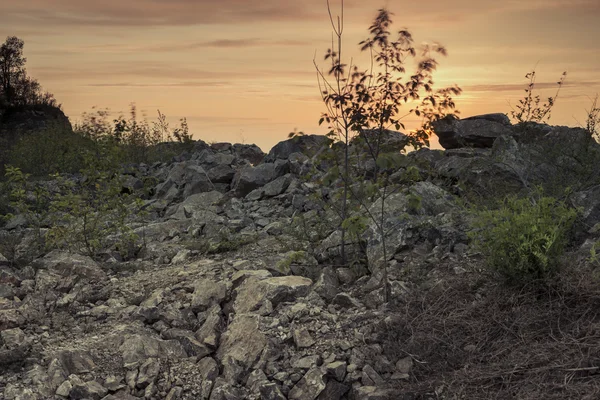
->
[469, 190, 578, 284]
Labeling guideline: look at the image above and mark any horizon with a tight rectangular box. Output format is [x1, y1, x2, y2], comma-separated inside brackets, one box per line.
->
[1, 0, 599, 152]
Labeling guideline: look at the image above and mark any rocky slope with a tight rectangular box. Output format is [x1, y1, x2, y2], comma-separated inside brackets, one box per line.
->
[2, 114, 600, 399]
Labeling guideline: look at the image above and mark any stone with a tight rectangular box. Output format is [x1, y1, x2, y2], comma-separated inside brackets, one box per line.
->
[288, 367, 327, 400]
[162, 328, 212, 358]
[195, 304, 223, 349]
[119, 334, 188, 367]
[265, 134, 330, 162]
[313, 267, 339, 301]
[136, 358, 160, 389]
[69, 379, 108, 400]
[259, 382, 287, 400]
[332, 293, 363, 309]
[432, 113, 514, 149]
[216, 315, 267, 383]
[196, 357, 219, 399]
[233, 276, 313, 314]
[55, 380, 72, 397]
[325, 361, 347, 382]
[293, 328, 315, 348]
[263, 174, 293, 197]
[231, 160, 288, 197]
[191, 279, 228, 312]
[58, 350, 95, 375]
[32, 250, 107, 282]
[316, 381, 350, 400]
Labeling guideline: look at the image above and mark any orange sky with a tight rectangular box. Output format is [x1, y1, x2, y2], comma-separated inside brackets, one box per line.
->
[1, 0, 599, 151]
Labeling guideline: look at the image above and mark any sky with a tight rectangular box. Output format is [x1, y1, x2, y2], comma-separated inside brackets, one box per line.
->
[1, 0, 599, 151]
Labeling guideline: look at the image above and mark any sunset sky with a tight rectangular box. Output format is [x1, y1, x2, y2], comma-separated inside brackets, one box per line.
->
[1, 0, 599, 151]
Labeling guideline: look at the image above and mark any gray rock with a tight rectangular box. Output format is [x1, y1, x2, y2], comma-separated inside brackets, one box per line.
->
[216, 315, 267, 383]
[69, 379, 108, 400]
[162, 328, 212, 358]
[32, 250, 107, 282]
[293, 328, 316, 349]
[196, 357, 220, 399]
[234, 276, 313, 314]
[135, 358, 160, 389]
[195, 304, 223, 349]
[313, 267, 339, 301]
[191, 279, 228, 312]
[432, 113, 514, 149]
[265, 135, 331, 162]
[263, 174, 293, 197]
[58, 350, 96, 375]
[332, 293, 363, 309]
[316, 381, 350, 400]
[119, 334, 188, 367]
[288, 367, 327, 400]
[259, 382, 287, 400]
[231, 160, 288, 197]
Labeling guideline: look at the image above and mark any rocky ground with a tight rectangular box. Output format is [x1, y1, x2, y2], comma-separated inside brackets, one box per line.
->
[3, 114, 600, 399]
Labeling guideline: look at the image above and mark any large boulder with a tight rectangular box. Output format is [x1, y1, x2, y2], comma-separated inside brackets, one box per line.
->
[231, 160, 289, 197]
[216, 315, 267, 383]
[265, 135, 331, 162]
[432, 113, 514, 149]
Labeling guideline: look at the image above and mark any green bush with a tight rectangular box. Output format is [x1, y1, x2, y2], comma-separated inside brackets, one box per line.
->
[7, 125, 94, 176]
[469, 191, 578, 284]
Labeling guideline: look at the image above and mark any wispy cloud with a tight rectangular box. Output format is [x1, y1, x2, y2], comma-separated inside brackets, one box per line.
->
[464, 80, 600, 92]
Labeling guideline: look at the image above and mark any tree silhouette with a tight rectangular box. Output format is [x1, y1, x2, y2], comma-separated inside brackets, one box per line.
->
[0, 36, 57, 108]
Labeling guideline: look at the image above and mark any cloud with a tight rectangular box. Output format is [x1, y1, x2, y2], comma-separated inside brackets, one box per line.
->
[2, 0, 595, 30]
[463, 80, 600, 92]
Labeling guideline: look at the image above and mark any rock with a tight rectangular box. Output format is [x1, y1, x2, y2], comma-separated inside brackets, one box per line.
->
[207, 164, 236, 184]
[288, 367, 327, 400]
[69, 379, 108, 400]
[353, 386, 395, 400]
[231, 160, 288, 197]
[293, 327, 316, 349]
[313, 267, 339, 301]
[32, 250, 107, 282]
[162, 328, 212, 358]
[232, 143, 265, 165]
[265, 134, 331, 162]
[362, 364, 385, 386]
[324, 361, 347, 382]
[195, 304, 223, 349]
[119, 334, 188, 367]
[1, 327, 28, 349]
[58, 350, 96, 375]
[432, 113, 514, 149]
[233, 276, 313, 314]
[259, 382, 287, 400]
[263, 174, 293, 197]
[196, 357, 220, 399]
[216, 315, 267, 383]
[56, 380, 72, 397]
[164, 190, 224, 221]
[191, 279, 228, 312]
[316, 381, 350, 400]
[332, 293, 362, 309]
[136, 358, 160, 389]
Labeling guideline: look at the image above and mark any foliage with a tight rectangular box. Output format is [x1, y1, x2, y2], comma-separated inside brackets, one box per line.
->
[45, 151, 145, 259]
[7, 124, 93, 176]
[509, 69, 566, 124]
[582, 94, 600, 140]
[74, 104, 194, 165]
[0, 36, 58, 109]
[469, 190, 578, 284]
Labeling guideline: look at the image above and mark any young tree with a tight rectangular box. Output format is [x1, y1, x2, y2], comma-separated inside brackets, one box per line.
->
[314, 1, 461, 276]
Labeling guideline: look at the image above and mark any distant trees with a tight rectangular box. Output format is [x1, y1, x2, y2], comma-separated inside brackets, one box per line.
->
[0, 36, 58, 109]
